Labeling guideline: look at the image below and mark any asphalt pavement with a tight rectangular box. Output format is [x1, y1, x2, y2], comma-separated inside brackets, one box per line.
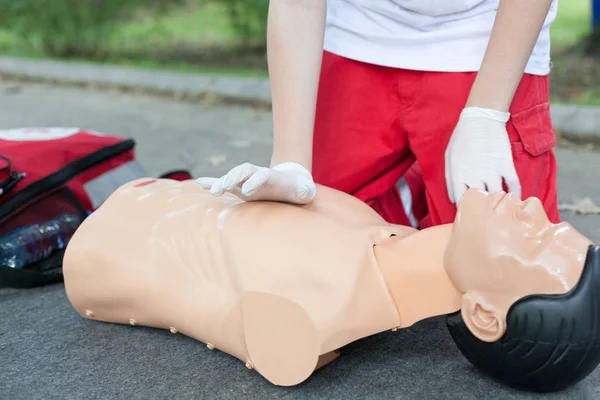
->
[1, 80, 600, 400]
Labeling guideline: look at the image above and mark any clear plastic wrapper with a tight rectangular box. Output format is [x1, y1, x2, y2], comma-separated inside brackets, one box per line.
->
[0, 213, 83, 269]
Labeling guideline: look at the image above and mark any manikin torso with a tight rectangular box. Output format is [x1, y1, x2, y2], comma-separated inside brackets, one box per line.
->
[63, 178, 590, 387]
[63, 179, 463, 385]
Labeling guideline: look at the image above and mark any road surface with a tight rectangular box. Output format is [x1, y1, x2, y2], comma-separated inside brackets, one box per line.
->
[1, 81, 599, 400]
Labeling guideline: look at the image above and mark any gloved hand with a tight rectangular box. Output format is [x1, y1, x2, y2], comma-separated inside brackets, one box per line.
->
[445, 107, 521, 205]
[195, 161, 317, 204]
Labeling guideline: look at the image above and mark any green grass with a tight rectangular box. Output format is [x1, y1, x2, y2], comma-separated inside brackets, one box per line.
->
[0, 1, 262, 76]
[0, 2, 238, 51]
[105, 2, 237, 51]
[551, 0, 592, 51]
[0, 0, 594, 63]
[0, 0, 597, 103]
[113, 58, 268, 76]
[549, 1, 600, 106]
[570, 89, 600, 106]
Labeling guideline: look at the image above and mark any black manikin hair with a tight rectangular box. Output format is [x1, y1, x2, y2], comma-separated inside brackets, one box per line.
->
[447, 245, 600, 393]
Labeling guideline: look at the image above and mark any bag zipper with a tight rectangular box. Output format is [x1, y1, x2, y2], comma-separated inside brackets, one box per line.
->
[0, 139, 135, 221]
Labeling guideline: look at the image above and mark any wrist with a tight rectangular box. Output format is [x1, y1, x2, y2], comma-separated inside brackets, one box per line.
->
[465, 72, 515, 113]
[460, 107, 510, 123]
[270, 151, 312, 172]
[465, 89, 512, 113]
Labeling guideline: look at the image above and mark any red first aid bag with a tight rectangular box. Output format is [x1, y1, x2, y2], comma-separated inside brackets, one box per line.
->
[0, 127, 146, 233]
[0, 127, 190, 288]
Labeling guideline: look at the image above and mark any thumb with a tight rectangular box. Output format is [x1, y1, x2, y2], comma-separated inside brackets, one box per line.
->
[292, 180, 317, 204]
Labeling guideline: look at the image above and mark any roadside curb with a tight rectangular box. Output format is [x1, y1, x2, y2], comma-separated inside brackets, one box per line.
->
[1, 56, 599, 142]
[0, 56, 272, 107]
[550, 104, 600, 144]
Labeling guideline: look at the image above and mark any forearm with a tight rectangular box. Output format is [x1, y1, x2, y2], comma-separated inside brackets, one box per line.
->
[267, 0, 326, 170]
[466, 0, 553, 112]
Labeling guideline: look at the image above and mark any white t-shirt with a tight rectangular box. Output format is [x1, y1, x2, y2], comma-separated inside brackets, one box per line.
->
[324, 0, 558, 75]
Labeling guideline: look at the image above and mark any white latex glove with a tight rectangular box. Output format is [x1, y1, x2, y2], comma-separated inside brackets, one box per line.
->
[445, 107, 521, 204]
[195, 162, 316, 204]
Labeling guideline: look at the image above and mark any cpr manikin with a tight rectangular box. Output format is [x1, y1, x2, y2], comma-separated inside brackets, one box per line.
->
[62, 179, 600, 392]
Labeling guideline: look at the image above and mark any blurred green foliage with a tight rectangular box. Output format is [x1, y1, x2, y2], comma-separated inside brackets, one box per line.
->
[0, 0, 598, 105]
[223, 0, 269, 45]
[0, 0, 187, 57]
[0, 0, 269, 58]
[1, 0, 592, 60]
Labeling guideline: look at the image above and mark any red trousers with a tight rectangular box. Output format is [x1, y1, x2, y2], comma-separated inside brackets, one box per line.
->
[312, 51, 559, 228]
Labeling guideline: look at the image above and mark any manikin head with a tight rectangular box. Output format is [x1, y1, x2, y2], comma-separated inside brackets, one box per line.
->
[444, 189, 600, 392]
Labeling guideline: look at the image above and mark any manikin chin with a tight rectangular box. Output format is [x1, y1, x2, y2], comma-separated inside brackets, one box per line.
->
[63, 179, 600, 393]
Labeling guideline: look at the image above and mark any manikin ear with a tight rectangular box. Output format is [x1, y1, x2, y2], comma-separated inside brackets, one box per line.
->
[460, 292, 506, 343]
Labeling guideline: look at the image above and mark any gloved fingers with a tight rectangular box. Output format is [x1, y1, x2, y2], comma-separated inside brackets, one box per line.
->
[445, 157, 455, 203]
[194, 161, 317, 204]
[451, 180, 468, 206]
[454, 177, 486, 205]
[222, 163, 259, 190]
[503, 167, 522, 200]
[240, 168, 316, 203]
[241, 167, 271, 196]
[195, 177, 218, 189]
[210, 178, 226, 196]
[206, 173, 232, 196]
[446, 177, 455, 204]
[209, 163, 257, 196]
[485, 175, 504, 194]
[467, 180, 486, 191]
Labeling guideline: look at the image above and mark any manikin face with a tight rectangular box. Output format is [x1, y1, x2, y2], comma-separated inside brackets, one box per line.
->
[444, 189, 593, 342]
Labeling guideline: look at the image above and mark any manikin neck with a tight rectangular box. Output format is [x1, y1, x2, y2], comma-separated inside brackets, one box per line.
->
[375, 224, 463, 329]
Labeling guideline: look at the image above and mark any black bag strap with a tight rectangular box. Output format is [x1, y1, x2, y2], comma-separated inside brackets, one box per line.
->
[0, 188, 87, 289]
[158, 170, 192, 180]
[0, 250, 65, 288]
